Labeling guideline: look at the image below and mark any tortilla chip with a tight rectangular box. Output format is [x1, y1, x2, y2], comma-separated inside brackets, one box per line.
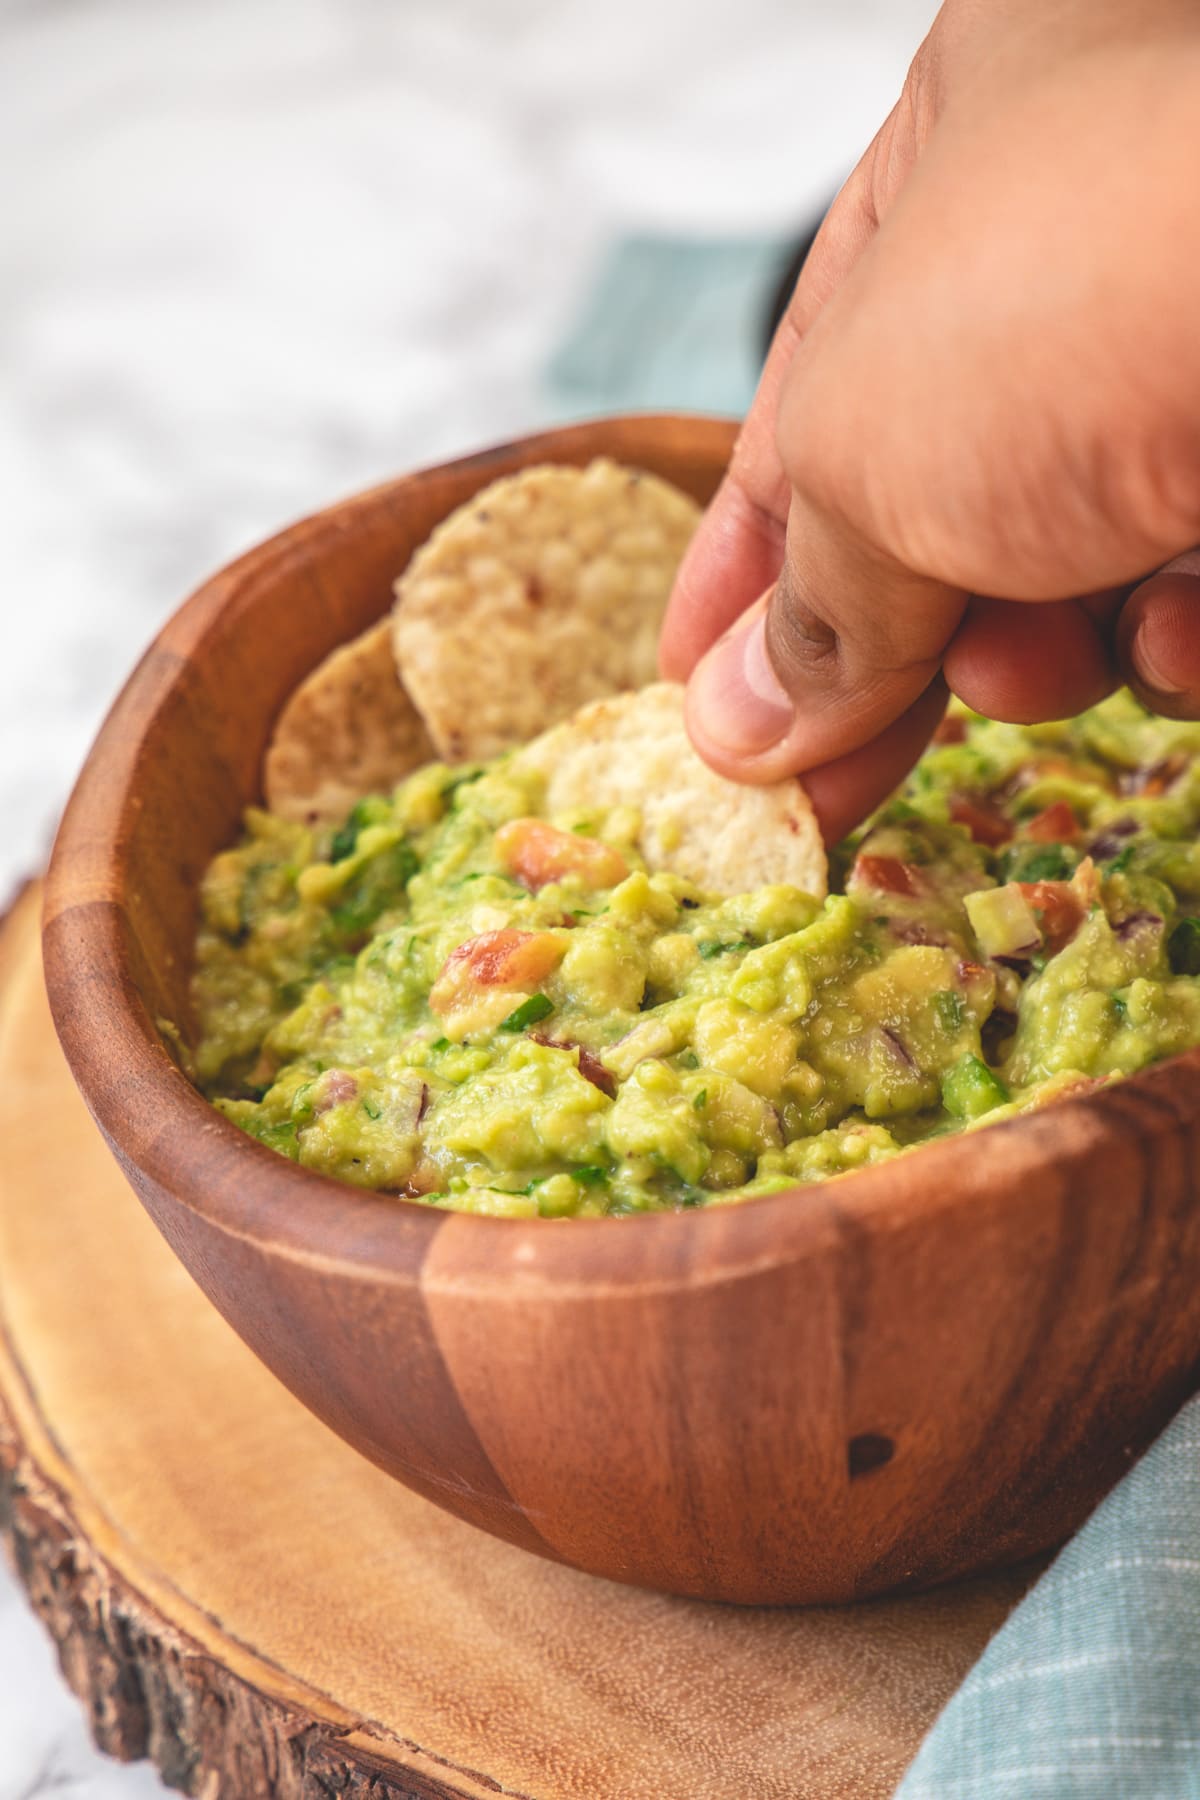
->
[392, 458, 700, 762]
[513, 683, 827, 899]
[264, 619, 435, 825]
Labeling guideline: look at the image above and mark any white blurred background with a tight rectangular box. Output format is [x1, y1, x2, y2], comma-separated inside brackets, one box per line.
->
[0, 0, 935, 1787]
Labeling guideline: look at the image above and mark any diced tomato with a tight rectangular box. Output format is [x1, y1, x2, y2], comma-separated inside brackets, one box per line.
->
[852, 854, 924, 898]
[949, 795, 1013, 847]
[429, 928, 564, 1015]
[1018, 880, 1086, 954]
[1025, 800, 1079, 842]
[494, 818, 628, 892]
[1072, 856, 1101, 909]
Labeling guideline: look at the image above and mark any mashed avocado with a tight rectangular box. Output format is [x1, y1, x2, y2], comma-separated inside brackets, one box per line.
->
[191, 692, 1200, 1216]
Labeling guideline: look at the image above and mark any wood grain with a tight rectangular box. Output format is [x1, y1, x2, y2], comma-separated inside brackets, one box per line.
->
[40, 413, 1200, 1605]
[0, 887, 1034, 1798]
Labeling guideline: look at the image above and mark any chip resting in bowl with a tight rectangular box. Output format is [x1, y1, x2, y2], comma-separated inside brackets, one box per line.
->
[263, 619, 435, 825]
[391, 458, 701, 761]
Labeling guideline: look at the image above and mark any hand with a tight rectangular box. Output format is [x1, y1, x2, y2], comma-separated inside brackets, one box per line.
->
[660, 0, 1200, 843]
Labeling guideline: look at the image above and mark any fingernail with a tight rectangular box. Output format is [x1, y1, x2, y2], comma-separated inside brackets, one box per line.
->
[1135, 631, 1185, 700]
[687, 611, 795, 756]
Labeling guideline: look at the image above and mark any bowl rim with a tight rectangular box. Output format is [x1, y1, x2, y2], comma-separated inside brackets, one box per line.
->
[41, 414, 1200, 1287]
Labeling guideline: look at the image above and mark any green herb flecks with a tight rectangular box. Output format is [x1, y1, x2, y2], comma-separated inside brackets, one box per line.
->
[933, 991, 966, 1032]
[500, 993, 555, 1032]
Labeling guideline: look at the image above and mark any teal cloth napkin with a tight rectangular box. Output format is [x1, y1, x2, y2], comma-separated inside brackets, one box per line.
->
[543, 233, 787, 420]
[544, 235, 1200, 1799]
[898, 1396, 1200, 1798]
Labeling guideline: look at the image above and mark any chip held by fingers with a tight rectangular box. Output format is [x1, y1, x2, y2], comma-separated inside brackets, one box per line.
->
[512, 682, 827, 898]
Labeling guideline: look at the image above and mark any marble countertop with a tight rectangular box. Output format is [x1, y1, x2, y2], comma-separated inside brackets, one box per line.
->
[0, 0, 934, 1787]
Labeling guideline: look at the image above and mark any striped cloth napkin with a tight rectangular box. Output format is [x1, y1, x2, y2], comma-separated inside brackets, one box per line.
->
[898, 1395, 1200, 1798]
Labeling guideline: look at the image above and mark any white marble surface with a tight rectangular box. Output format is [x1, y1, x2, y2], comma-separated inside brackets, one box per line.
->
[0, 0, 936, 1788]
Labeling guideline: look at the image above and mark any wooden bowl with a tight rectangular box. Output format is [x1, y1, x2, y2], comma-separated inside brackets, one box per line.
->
[43, 415, 1200, 1606]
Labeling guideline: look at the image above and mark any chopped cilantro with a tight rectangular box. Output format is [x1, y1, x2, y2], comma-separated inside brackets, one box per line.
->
[698, 938, 751, 959]
[1110, 994, 1128, 1024]
[361, 1096, 382, 1120]
[692, 1088, 708, 1111]
[329, 797, 389, 864]
[500, 993, 555, 1032]
[329, 817, 361, 865]
[1106, 844, 1136, 875]
[290, 1081, 316, 1122]
[255, 1120, 300, 1159]
[933, 991, 966, 1032]
[677, 1050, 700, 1070]
[330, 841, 419, 940]
[571, 1165, 608, 1186]
[430, 1036, 450, 1052]
[443, 768, 484, 799]
[329, 803, 365, 863]
[1013, 843, 1072, 883]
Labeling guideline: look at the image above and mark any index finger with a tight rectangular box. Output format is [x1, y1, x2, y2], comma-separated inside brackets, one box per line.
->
[659, 125, 900, 682]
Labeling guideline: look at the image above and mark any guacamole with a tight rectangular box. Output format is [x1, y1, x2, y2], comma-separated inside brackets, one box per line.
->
[191, 692, 1200, 1216]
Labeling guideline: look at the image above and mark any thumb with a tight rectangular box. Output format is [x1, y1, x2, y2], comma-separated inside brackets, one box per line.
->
[1118, 550, 1200, 719]
[683, 497, 964, 784]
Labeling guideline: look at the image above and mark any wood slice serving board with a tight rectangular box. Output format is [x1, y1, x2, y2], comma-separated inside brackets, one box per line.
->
[0, 886, 1037, 1799]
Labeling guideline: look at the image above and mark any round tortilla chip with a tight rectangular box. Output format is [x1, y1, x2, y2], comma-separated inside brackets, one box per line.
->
[513, 683, 827, 899]
[392, 458, 700, 762]
[264, 618, 435, 825]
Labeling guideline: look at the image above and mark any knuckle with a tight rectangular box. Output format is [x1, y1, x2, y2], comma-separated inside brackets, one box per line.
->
[765, 566, 841, 685]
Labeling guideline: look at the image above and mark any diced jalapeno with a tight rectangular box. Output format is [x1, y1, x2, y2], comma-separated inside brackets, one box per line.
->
[941, 1053, 1010, 1121]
